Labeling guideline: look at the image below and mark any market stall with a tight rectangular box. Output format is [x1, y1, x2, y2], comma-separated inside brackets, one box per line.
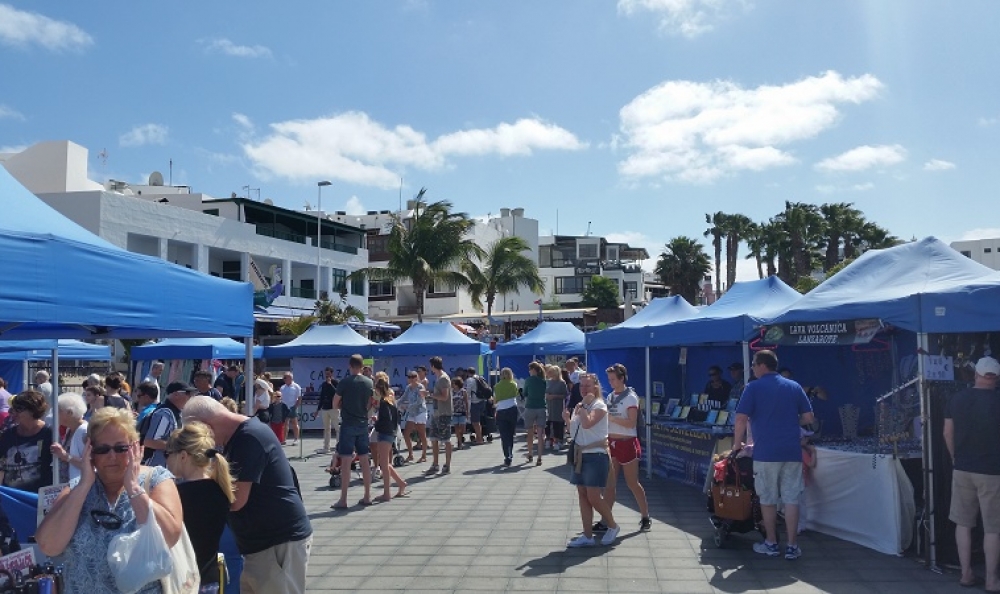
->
[493, 321, 586, 373]
[263, 324, 376, 431]
[373, 322, 491, 381]
[0, 339, 111, 391]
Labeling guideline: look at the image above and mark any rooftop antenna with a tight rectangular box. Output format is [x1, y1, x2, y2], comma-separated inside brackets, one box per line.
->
[169, 159, 173, 186]
[556, 209, 559, 235]
[586, 221, 592, 236]
[399, 177, 403, 212]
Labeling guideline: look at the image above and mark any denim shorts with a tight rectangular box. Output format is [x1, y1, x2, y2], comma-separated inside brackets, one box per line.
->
[452, 415, 468, 426]
[337, 423, 371, 457]
[570, 452, 610, 488]
[376, 432, 396, 444]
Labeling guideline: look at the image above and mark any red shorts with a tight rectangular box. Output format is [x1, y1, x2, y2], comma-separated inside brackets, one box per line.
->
[609, 437, 641, 465]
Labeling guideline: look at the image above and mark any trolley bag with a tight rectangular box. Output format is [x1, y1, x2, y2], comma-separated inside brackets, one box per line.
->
[711, 458, 753, 521]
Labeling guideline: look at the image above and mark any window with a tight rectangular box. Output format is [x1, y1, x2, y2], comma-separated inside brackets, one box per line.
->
[578, 242, 598, 259]
[350, 277, 365, 296]
[985, 247, 993, 253]
[624, 281, 638, 298]
[221, 260, 241, 282]
[606, 245, 619, 261]
[427, 280, 454, 295]
[203, 209, 219, 216]
[555, 276, 589, 294]
[330, 268, 347, 293]
[961, 250, 972, 258]
[539, 245, 552, 268]
[369, 280, 395, 297]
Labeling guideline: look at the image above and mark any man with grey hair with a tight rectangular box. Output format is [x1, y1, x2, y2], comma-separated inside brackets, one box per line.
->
[143, 361, 165, 401]
[183, 396, 312, 594]
[34, 371, 52, 400]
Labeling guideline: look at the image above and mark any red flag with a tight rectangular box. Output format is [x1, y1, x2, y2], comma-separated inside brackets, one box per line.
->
[533, 299, 542, 305]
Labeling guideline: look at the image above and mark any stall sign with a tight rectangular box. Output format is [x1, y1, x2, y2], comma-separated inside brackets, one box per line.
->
[37, 483, 67, 526]
[763, 318, 881, 346]
[0, 548, 35, 576]
[922, 355, 954, 381]
[649, 423, 717, 488]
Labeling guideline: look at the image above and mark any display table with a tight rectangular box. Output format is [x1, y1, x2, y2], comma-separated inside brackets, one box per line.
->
[801, 447, 916, 555]
[648, 419, 733, 489]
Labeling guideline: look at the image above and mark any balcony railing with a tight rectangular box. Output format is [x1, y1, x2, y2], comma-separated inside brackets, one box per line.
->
[319, 239, 359, 255]
[290, 287, 317, 299]
[255, 227, 359, 255]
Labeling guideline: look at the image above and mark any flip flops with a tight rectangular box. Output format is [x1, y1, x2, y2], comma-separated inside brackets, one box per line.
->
[358, 498, 374, 506]
[373, 495, 392, 503]
[395, 490, 411, 498]
[330, 502, 348, 510]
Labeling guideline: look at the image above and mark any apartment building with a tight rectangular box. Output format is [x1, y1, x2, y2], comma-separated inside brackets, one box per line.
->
[1, 141, 369, 315]
[538, 235, 649, 308]
[951, 237, 1000, 270]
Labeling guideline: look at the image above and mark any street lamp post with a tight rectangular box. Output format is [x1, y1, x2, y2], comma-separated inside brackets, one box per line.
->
[316, 180, 332, 300]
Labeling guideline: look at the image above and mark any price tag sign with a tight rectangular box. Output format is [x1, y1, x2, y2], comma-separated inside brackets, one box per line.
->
[922, 355, 954, 381]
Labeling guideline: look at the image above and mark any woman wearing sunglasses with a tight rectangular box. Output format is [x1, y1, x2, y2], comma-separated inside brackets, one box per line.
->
[37, 407, 184, 594]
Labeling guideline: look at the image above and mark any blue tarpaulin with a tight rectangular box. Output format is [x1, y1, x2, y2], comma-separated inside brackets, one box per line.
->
[586, 296, 700, 350]
[0, 339, 110, 361]
[0, 166, 254, 340]
[494, 322, 584, 357]
[766, 237, 1000, 332]
[373, 323, 490, 357]
[131, 337, 263, 361]
[264, 324, 375, 358]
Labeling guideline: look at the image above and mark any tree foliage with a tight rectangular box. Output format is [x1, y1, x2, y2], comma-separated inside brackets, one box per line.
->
[278, 297, 366, 335]
[466, 236, 544, 318]
[582, 275, 620, 309]
[655, 236, 711, 305]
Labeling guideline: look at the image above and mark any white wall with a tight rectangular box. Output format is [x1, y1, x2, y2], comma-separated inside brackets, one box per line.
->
[2, 141, 103, 194]
[950, 238, 1000, 270]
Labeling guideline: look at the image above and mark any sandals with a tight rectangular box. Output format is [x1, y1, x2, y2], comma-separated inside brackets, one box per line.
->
[536, 458, 543, 466]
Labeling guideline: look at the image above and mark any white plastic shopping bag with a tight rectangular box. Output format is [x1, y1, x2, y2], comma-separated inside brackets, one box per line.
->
[107, 505, 174, 594]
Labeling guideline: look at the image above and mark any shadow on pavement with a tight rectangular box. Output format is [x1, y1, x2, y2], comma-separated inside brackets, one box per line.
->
[515, 532, 642, 578]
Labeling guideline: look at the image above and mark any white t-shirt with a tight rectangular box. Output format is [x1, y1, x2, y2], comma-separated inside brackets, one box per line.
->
[280, 382, 302, 408]
[67, 420, 88, 482]
[570, 399, 608, 449]
[607, 388, 639, 438]
[568, 370, 581, 384]
[464, 377, 482, 403]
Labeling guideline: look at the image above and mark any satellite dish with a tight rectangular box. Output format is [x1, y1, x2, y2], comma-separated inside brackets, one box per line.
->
[264, 198, 274, 205]
[148, 171, 164, 186]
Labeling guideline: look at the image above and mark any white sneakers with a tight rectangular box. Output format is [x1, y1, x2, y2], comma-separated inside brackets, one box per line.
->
[567, 524, 621, 548]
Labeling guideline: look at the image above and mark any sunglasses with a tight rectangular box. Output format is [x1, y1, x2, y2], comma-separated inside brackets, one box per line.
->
[91, 509, 123, 530]
[92, 443, 131, 456]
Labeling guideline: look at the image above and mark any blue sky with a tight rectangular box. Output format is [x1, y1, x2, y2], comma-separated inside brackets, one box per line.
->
[2, 1, 998, 280]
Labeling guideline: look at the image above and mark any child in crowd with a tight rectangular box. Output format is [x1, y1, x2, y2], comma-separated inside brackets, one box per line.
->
[268, 389, 291, 444]
[373, 376, 408, 502]
[451, 377, 469, 449]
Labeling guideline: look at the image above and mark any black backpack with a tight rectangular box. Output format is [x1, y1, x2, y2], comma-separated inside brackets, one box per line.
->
[474, 375, 493, 399]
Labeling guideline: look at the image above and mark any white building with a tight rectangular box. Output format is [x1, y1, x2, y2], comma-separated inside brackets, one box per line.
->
[537, 235, 650, 308]
[1, 141, 369, 315]
[329, 204, 541, 322]
[950, 238, 1000, 270]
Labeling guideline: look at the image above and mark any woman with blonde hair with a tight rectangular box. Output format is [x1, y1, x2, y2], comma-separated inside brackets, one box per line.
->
[373, 375, 407, 502]
[36, 407, 184, 593]
[167, 421, 234, 593]
[563, 373, 619, 547]
[493, 367, 520, 467]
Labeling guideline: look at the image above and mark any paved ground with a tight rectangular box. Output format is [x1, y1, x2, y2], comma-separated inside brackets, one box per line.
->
[287, 432, 968, 593]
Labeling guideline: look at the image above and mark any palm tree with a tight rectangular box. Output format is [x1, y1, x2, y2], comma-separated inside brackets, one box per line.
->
[724, 213, 753, 289]
[704, 212, 727, 298]
[352, 189, 485, 322]
[655, 236, 711, 305]
[743, 222, 766, 279]
[466, 236, 545, 318]
[314, 297, 366, 325]
[775, 202, 824, 284]
[820, 202, 863, 271]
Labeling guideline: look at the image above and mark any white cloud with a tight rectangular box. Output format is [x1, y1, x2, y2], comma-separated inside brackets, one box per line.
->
[119, 124, 169, 147]
[978, 116, 998, 127]
[617, 0, 749, 38]
[0, 144, 27, 155]
[959, 228, 1000, 241]
[617, 70, 882, 183]
[201, 37, 272, 59]
[816, 182, 874, 193]
[232, 113, 254, 130]
[344, 196, 366, 216]
[815, 144, 906, 172]
[0, 4, 93, 51]
[243, 111, 585, 188]
[0, 105, 24, 120]
[923, 158, 955, 171]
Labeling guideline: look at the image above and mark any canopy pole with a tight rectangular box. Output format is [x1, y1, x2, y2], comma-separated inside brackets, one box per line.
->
[645, 346, 651, 479]
[917, 332, 939, 571]
[742, 341, 751, 386]
[51, 348, 60, 486]
[244, 337, 254, 415]
[21, 361, 28, 391]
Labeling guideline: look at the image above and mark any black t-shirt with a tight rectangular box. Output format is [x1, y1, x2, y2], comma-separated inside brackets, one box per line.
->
[703, 380, 732, 405]
[567, 382, 583, 410]
[177, 479, 230, 585]
[214, 376, 235, 399]
[945, 387, 1000, 475]
[0, 425, 54, 493]
[374, 399, 400, 435]
[318, 380, 338, 410]
[224, 418, 312, 555]
[199, 388, 223, 402]
[337, 374, 374, 426]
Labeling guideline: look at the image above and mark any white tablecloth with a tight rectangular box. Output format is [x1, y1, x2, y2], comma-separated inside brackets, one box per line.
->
[801, 447, 916, 555]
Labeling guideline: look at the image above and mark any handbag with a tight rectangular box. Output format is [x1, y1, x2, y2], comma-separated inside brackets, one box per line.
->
[710, 455, 754, 521]
[565, 424, 580, 468]
[161, 525, 200, 594]
[107, 503, 173, 593]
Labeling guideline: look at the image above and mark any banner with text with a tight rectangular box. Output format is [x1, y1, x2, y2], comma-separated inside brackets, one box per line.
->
[649, 423, 718, 488]
[763, 318, 882, 346]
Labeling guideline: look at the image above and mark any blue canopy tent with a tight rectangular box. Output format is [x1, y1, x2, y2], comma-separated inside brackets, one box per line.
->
[587, 296, 701, 413]
[0, 166, 254, 341]
[493, 322, 585, 375]
[0, 339, 111, 392]
[763, 237, 1000, 567]
[131, 337, 264, 361]
[374, 323, 490, 379]
[263, 324, 375, 358]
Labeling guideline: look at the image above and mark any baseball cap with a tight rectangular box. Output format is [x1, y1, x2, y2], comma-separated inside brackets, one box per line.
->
[975, 356, 1000, 377]
[166, 381, 198, 395]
